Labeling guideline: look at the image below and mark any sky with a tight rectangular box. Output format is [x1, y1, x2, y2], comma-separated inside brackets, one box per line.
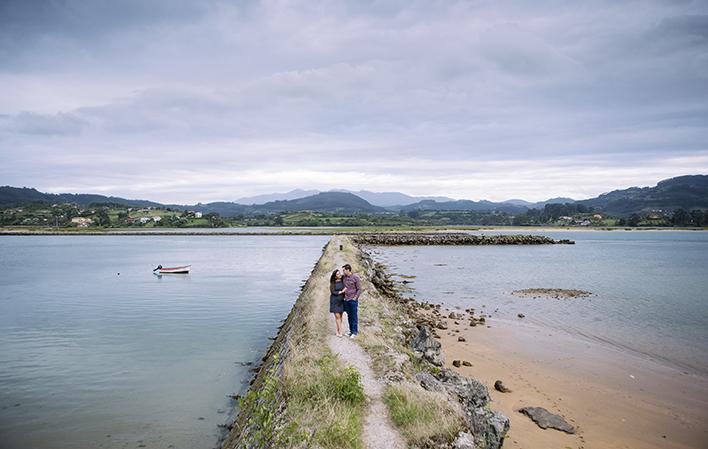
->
[1, 0, 707, 203]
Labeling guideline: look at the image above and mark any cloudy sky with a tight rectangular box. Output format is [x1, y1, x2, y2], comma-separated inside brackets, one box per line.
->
[1, 0, 707, 203]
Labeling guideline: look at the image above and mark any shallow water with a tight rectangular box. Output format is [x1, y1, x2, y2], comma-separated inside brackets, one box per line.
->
[370, 231, 708, 377]
[0, 235, 327, 449]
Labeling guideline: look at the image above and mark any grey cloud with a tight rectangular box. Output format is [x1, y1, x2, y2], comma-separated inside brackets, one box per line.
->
[0, 0, 707, 202]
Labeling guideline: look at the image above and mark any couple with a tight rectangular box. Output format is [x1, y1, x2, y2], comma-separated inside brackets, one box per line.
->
[329, 263, 361, 338]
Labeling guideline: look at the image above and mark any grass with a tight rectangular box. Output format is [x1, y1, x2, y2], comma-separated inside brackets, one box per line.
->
[284, 353, 366, 449]
[383, 383, 463, 445]
[274, 239, 366, 449]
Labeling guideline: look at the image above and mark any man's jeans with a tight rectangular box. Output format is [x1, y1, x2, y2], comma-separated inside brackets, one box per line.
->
[344, 300, 358, 335]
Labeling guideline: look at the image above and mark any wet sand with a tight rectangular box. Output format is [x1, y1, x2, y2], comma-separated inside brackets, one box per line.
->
[435, 313, 708, 449]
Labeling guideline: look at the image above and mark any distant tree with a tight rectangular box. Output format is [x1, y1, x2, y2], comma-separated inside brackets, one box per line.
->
[95, 209, 111, 227]
[627, 214, 641, 227]
[690, 209, 704, 227]
[407, 210, 420, 219]
[671, 208, 690, 226]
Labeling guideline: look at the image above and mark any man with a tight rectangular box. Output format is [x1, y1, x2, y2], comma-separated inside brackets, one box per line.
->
[341, 263, 361, 338]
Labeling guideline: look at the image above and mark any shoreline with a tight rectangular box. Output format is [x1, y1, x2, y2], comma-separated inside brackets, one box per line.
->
[433, 316, 708, 449]
[0, 225, 706, 236]
[360, 248, 708, 449]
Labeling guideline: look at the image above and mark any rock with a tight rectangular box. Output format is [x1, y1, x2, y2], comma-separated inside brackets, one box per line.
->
[517, 313, 525, 318]
[468, 408, 510, 449]
[437, 321, 449, 330]
[439, 368, 490, 408]
[411, 325, 445, 366]
[453, 360, 462, 367]
[448, 312, 457, 319]
[518, 407, 575, 434]
[478, 317, 486, 323]
[469, 320, 477, 327]
[462, 361, 472, 366]
[415, 372, 445, 392]
[458, 336, 466, 342]
[494, 380, 511, 393]
[453, 431, 475, 449]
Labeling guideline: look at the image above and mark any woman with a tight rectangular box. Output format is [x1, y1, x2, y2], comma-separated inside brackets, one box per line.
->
[329, 269, 346, 337]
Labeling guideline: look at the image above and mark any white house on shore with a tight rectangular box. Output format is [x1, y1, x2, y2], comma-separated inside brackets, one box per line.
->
[71, 217, 93, 227]
[194, 211, 202, 218]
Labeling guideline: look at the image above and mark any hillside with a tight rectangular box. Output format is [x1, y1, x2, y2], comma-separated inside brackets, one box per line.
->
[576, 175, 708, 216]
[0, 186, 163, 208]
[256, 192, 384, 213]
[400, 199, 528, 214]
[3, 175, 706, 218]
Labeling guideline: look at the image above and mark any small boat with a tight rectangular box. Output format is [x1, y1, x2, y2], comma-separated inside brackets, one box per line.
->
[153, 264, 191, 274]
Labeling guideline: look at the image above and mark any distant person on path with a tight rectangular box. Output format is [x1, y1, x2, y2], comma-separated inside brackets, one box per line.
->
[341, 263, 361, 338]
[329, 269, 346, 337]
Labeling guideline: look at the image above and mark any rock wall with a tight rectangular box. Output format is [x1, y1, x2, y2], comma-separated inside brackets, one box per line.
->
[352, 233, 574, 245]
[221, 242, 329, 449]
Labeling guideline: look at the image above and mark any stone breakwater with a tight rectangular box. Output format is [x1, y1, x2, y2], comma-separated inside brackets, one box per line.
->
[220, 243, 327, 449]
[352, 233, 574, 245]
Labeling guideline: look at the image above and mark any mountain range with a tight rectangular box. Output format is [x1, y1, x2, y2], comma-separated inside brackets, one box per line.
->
[1, 175, 706, 217]
[234, 189, 455, 206]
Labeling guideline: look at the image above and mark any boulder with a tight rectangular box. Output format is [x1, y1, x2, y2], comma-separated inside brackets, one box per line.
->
[453, 431, 475, 449]
[468, 408, 509, 449]
[453, 360, 462, 368]
[439, 368, 490, 408]
[518, 407, 575, 434]
[494, 380, 511, 393]
[415, 372, 445, 392]
[458, 336, 466, 342]
[411, 325, 444, 366]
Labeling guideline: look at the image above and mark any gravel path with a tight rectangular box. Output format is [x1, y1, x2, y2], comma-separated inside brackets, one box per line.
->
[327, 238, 406, 449]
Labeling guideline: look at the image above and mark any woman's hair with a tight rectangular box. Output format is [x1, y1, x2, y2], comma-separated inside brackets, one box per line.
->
[330, 269, 339, 291]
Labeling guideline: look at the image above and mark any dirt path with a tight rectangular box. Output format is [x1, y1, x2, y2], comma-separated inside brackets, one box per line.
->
[326, 237, 406, 449]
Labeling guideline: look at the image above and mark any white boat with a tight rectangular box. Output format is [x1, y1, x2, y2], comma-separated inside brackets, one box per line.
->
[153, 265, 191, 274]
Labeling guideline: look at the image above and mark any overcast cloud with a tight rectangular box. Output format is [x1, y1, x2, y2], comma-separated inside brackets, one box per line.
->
[1, 0, 707, 203]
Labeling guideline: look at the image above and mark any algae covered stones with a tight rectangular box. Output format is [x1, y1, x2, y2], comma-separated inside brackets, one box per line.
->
[512, 288, 592, 299]
[518, 407, 575, 434]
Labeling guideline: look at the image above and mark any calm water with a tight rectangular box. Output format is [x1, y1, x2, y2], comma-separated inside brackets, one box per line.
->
[371, 231, 708, 377]
[0, 235, 328, 449]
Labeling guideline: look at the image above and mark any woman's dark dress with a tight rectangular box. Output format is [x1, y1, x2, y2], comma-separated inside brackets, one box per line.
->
[330, 280, 345, 313]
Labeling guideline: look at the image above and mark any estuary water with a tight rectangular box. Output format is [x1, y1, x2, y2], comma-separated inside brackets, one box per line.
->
[371, 231, 708, 378]
[0, 235, 328, 449]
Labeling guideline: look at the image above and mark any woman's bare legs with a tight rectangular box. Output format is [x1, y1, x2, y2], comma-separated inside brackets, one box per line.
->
[334, 313, 343, 336]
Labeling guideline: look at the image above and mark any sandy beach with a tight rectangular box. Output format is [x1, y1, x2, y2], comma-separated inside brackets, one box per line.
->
[433, 313, 708, 449]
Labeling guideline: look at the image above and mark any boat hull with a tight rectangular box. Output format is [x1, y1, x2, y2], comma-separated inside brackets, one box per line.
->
[154, 265, 191, 274]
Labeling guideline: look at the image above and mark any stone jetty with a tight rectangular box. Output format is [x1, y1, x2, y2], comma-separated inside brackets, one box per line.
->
[352, 233, 574, 245]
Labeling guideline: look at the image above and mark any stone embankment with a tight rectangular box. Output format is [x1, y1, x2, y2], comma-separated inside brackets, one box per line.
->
[352, 233, 574, 245]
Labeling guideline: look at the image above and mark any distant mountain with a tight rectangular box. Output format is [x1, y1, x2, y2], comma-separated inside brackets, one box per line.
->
[576, 175, 708, 216]
[332, 190, 455, 207]
[0, 186, 163, 208]
[236, 188, 455, 206]
[401, 199, 527, 214]
[537, 197, 575, 207]
[186, 192, 384, 216]
[502, 197, 574, 208]
[3, 175, 705, 218]
[255, 192, 385, 213]
[234, 189, 319, 205]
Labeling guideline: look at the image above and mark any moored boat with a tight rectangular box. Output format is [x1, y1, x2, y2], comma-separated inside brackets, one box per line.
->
[153, 264, 191, 274]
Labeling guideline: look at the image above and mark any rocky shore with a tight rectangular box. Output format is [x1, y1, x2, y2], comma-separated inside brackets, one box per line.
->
[352, 233, 574, 245]
[360, 245, 511, 448]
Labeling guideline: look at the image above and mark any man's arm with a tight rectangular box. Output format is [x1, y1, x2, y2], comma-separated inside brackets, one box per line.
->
[354, 275, 362, 300]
